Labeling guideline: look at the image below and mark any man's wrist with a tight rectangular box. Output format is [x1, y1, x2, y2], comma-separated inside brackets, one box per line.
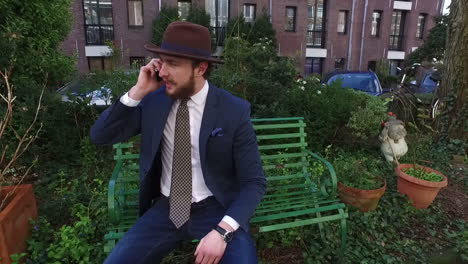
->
[218, 220, 235, 232]
[128, 85, 146, 101]
[214, 225, 234, 243]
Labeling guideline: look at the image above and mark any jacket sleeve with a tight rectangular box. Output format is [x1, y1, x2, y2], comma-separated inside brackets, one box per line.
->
[225, 104, 266, 230]
[90, 99, 142, 145]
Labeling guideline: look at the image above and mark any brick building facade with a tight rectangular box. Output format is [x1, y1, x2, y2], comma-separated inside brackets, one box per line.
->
[60, 0, 444, 75]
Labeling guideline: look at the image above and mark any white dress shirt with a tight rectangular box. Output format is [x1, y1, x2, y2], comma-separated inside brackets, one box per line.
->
[120, 81, 239, 230]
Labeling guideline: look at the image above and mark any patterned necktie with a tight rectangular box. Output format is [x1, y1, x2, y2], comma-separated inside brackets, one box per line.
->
[169, 99, 192, 228]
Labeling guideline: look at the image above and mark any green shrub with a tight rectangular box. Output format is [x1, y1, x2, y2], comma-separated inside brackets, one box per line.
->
[152, 5, 211, 46]
[211, 36, 295, 118]
[226, 11, 276, 47]
[346, 95, 387, 140]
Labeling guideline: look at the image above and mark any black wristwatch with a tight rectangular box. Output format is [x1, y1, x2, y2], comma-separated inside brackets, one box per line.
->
[214, 225, 234, 243]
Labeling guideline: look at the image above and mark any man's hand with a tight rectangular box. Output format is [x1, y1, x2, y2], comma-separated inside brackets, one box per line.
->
[194, 222, 234, 264]
[194, 230, 226, 264]
[128, 58, 163, 101]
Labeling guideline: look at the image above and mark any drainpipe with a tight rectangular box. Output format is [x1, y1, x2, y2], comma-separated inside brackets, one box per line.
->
[269, 0, 272, 22]
[347, 0, 357, 70]
[159, 0, 161, 11]
[359, 0, 369, 71]
[439, 0, 445, 14]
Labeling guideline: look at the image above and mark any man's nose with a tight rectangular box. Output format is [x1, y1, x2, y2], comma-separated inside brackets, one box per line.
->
[159, 63, 169, 78]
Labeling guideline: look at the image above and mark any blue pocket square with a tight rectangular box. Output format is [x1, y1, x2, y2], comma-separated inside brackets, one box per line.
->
[210, 127, 224, 137]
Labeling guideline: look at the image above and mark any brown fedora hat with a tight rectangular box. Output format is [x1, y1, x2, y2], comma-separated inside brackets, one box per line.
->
[144, 21, 223, 64]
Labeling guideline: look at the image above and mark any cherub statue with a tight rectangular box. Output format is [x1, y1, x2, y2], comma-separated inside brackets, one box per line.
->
[379, 113, 408, 162]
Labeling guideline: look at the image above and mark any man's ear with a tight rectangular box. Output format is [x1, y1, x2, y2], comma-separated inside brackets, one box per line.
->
[195, 61, 208, 77]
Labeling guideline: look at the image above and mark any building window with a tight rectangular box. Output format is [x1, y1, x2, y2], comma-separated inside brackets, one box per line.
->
[368, 61, 377, 71]
[243, 4, 256, 23]
[389, 10, 406, 50]
[307, 0, 327, 48]
[337, 11, 348, 34]
[130, 57, 145, 69]
[88, 57, 114, 72]
[128, 0, 143, 27]
[389, 60, 403, 76]
[416, 14, 427, 39]
[178, 1, 191, 20]
[305, 57, 323, 75]
[206, 0, 229, 46]
[334, 58, 345, 70]
[371, 11, 382, 37]
[84, 0, 114, 45]
[285, 6, 297, 32]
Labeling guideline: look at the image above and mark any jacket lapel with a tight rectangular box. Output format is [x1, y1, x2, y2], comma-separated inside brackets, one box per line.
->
[199, 83, 219, 166]
[151, 87, 174, 155]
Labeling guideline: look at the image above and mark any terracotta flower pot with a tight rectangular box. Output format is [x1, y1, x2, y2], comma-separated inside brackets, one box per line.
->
[0, 184, 38, 264]
[338, 177, 387, 212]
[395, 164, 448, 209]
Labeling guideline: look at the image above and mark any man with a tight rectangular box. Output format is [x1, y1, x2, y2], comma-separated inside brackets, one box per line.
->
[91, 21, 266, 264]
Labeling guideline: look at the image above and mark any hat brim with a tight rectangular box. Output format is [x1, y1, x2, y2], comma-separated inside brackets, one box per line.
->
[144, 43, 224, 64]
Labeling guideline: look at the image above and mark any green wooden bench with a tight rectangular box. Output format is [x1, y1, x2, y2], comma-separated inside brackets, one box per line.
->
[103, 117, 348, 256]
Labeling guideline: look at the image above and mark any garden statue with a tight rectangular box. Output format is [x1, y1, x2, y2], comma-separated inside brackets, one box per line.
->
[379, 113, 408, 162]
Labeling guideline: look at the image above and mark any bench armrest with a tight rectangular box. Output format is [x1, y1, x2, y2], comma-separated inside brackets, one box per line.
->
[108, 160, 124, 224]
[304, 149, 338, 198]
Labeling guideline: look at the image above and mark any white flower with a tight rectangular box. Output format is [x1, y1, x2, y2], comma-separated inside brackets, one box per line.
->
[302, 80, 307, 85]
[317, 90, 322, 94]
[300, 86, 305, 90]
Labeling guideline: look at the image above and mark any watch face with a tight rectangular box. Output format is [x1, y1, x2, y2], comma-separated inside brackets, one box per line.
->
[224, 232, 234, 242]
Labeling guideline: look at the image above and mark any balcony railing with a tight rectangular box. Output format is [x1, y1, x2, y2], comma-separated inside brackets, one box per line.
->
[85, 25, 114, 45]
[389, 34, 404, 50]
[306, 30, 326, 48]
[210, 26, 226, 47]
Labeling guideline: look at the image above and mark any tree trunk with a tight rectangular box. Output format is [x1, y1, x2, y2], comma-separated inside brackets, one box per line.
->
[437, 0, 468, 142]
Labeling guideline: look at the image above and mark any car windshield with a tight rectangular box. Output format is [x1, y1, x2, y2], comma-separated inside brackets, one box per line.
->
[329, 74, 379, 93]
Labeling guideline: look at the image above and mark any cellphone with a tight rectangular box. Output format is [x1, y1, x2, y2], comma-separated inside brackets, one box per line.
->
[154, 70, 163, 82]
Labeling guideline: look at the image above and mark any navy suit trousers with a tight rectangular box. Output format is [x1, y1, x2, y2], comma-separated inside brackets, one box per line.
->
[103, 196, 258, 264]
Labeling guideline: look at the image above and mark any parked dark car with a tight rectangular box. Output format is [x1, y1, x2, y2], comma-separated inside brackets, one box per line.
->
[409, 69, 441, 94]
[324, 71, 384, 96]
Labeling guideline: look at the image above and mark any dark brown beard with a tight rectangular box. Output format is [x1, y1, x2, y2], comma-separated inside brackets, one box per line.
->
[166, 71, 196, 100]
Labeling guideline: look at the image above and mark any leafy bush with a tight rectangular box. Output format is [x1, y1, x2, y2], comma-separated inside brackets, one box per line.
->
[375, 59, 398, 89]
[152, 5, 210, 46]
[226, 12, 277, 47]
[346, 95, 388, 140]
[211, 36, 296, 118]
[332, 152, 385, 190]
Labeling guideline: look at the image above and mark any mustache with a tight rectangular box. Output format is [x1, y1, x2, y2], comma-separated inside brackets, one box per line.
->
[164, 79, 176, 85]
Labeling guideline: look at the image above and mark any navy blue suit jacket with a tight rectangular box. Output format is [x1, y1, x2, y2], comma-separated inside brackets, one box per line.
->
[90, 83, 266, 231]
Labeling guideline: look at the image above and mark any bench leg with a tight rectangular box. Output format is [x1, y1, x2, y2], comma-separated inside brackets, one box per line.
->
[315, 204, 325, 240]
[337, 208, 348, 264]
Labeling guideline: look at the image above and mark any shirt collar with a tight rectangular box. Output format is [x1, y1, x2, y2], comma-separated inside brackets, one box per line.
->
[189, 80, 209, 106]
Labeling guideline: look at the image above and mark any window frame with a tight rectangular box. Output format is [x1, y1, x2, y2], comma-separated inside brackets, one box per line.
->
[389, 10, 406, 51]
[285, 6, 297, 32]
[337, 10, 348, 34]
[243, 3, 256, 23]
[307, 0, 327, 48]
[305, 57, 324, 76]
[416, 13, 427, 39]
[371, 10, 382, 37]
[88, 57, 114, 72]
[178, 0, 192, 21]
[127, 0, 144, 28]
[130, 57, 146, 69]
[83, 0, 114, 45]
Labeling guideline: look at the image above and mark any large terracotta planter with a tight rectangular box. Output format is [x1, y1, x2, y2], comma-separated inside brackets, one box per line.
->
[0, 184, 37, 264]
[396, 164, 448, 208]
[338, 177, 387, 212]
